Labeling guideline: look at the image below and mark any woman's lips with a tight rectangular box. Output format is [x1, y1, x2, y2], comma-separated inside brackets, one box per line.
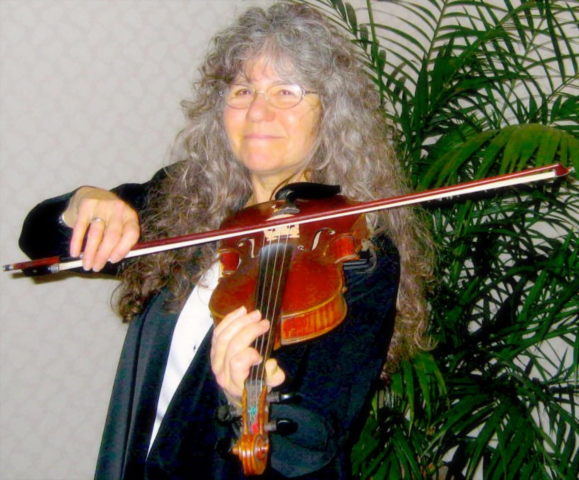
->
[244, 133, 281, 139]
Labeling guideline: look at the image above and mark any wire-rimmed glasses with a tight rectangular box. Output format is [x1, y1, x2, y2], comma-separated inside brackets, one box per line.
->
[224, 83, 317, 110]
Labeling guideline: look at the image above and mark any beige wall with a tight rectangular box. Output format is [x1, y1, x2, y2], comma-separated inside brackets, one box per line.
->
[0, 1, 275, 478]
[1, 1, 573, 479]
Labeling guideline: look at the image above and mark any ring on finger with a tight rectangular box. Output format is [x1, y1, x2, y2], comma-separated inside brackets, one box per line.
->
[90, 216, 105, 224]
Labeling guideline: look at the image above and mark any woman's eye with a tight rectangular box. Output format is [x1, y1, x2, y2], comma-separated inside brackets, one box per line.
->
[231, 87, 253, 97]
[275, 88, 298, 97]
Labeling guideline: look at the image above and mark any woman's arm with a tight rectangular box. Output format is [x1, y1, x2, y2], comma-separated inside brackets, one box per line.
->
[18, 167, 170, 271]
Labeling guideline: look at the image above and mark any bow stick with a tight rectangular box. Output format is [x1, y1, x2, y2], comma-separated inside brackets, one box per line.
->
[3, 163, 572, 276]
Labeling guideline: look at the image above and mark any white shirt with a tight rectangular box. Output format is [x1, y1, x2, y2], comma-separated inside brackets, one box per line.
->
[148, 262, 220, 453]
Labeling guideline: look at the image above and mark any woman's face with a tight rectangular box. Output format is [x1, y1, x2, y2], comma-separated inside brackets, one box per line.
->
[223, 57, 321, 192]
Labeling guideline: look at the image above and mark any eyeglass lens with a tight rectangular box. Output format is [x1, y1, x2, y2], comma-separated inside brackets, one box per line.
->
[226, 84, 305, 109]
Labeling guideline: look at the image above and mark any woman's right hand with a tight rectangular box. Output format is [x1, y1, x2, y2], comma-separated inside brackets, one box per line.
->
[63, 186, 140, 272]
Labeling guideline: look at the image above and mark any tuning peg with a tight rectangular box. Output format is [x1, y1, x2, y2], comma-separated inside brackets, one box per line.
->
[215, 404, 240, 423]
[267, 391, 297, 404]
[265, 418, 298, 435]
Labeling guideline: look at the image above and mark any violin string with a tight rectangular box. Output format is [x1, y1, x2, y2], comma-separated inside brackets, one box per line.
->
[258, 224, 293, 384]
[259, 226, 280, 383]
[246, 227, 269, 423]
[259, 228, 279, 382]
[254, 230, 269, 388]
[265, 226, 292, 371]
[253, 227, 270, 388]
[257, 224, 283, 417]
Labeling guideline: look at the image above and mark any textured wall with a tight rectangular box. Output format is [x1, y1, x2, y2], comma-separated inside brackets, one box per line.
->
[0, 1, 272, 478]
[2, 1, 570, 479]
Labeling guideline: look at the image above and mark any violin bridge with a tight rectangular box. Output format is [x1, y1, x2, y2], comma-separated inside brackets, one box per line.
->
[264, 224, 299, 241]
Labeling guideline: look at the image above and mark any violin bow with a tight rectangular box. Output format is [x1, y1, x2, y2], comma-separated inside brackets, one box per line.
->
[3, 163, 572, 276]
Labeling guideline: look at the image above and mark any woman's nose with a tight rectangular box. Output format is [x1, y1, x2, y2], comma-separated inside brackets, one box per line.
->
[246, 92, 275, 121]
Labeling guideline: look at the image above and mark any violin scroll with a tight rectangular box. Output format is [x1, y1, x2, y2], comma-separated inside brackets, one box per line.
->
[231, 381, 270, 475]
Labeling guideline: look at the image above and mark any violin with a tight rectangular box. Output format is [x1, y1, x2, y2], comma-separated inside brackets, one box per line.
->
[2, 163, 572, 475]
[211, 188, 369, 475]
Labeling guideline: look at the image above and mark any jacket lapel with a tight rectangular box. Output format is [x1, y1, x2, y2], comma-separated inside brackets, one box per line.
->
[121, 291, 180, 479]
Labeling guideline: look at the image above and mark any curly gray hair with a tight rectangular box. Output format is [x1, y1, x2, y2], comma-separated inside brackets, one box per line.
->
[118, 1, 435, 365]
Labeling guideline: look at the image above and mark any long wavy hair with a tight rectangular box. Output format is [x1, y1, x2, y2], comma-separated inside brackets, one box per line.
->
[117, 1, 435, 365]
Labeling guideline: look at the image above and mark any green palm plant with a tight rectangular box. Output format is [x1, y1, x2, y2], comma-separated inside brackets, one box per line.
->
[298, 0, 579, 478]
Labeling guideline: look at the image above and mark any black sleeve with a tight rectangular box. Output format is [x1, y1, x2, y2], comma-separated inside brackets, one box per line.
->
[18, 166, 171, 261]
[267, 236, 400, 478]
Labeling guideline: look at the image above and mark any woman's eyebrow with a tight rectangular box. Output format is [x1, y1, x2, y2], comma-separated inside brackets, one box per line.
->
[230, 78, 294, 86]
[231, 71, 295, 86]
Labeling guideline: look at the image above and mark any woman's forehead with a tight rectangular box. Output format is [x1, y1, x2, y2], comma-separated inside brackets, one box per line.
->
[233, 55, 303, 84]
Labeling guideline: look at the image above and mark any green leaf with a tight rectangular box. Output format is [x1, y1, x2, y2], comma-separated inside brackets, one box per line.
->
[344, 1, 357, 34]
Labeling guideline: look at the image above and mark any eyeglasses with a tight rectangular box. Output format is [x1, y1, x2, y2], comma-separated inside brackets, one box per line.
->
[224, 83, 317, 110]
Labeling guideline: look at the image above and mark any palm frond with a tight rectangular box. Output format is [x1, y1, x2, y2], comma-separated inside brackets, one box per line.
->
[302, 0, 579, 478]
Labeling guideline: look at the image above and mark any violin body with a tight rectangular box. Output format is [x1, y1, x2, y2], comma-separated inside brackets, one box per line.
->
[209, 195, 369, 346]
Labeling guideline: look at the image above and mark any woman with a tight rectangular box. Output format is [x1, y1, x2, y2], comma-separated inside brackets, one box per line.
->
[19, 2, 433, 478]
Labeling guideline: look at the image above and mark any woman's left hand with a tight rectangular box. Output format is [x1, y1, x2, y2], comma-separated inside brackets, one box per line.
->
[210, 306, 286, 403]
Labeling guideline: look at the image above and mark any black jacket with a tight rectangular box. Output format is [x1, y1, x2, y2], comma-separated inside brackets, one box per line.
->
[19, 170, 399, 479]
